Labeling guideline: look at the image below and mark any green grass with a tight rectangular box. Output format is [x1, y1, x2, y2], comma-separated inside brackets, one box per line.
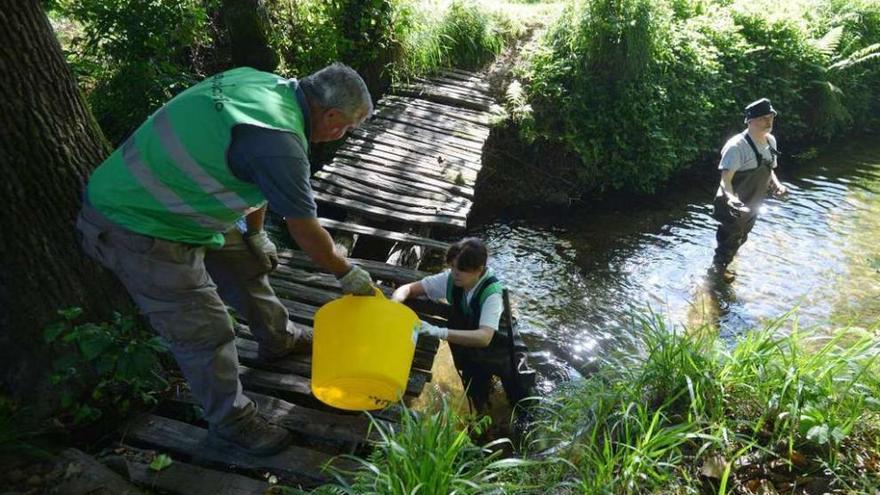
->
[518, 314, 880, 493]
[287, 399, 540, 494]
[390, 0, 522, 82]
[296, 313, 880, 494]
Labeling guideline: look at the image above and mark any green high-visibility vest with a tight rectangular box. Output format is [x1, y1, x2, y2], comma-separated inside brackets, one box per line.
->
[86, 67, 309, 248]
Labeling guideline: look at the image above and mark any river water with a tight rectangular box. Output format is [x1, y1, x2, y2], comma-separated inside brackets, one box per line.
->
[471, 139, 880, 387]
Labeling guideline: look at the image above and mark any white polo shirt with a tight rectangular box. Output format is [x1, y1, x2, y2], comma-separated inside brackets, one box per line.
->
[419, 269, 504, 330]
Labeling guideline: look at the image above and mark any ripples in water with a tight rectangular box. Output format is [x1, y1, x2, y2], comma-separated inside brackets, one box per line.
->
[473, 140, 880, 382]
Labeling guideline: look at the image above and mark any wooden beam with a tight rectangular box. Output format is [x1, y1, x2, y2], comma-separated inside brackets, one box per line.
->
[393, 85, 493, 112]
[379, 95, 490, 126]
[122, 414, 351, 485]
[319, 218, 450, 251]
[313, 191, 466, 229]
[172, 389, 374, 445]
[330, 156, 475, 197]
[126, 458, 268, 495]
[311, 173, 469, 217]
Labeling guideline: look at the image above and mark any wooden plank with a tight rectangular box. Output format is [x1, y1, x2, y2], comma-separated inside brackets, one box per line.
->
[360, 119, 486, 156]
[340, 135, 482, 171]
[330, 154, 476, 195]
[380, 95, 490, 126]
[339, 135, 481, 172]
[123, 414, 350, 485]
[373, 104, 490, 138]
[353, 125, 483, 163]
[312, 177, 468, 220]
[426, 73, 491, 94]
[372, 114, 486, 148]
[126, 459, 268, 495]
[319, 218, 450, 251]
[330, 155, 475, 197]
[443, 68, 485, 82]
[402, 79, 495, 105]
[394, 85, 493, 112]
[335, 147, 479, 181]
[414, 76, 494, 101]
[235, 337, 311, 376]
[349, 124, 483, 162]
[372, 112, 488, 146]
[239, 362, 427, 400]
[172, 389, 373, 444]
[315, 166, 463, 203]
[372, 108, 489, 142]
[277, 249, 430, 285]
[313, 190, 467, 228]
[312, 167, 471, 215]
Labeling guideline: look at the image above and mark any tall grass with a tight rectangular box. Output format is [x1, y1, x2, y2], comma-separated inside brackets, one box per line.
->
[518, 314, 880, 493]
[293, 400, 538, 494]
[293, 313, 880, 494]
[391, 0, 518, 82]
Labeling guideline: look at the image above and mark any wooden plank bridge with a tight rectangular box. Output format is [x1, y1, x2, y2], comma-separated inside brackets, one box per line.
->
[113, 69, 496, 493]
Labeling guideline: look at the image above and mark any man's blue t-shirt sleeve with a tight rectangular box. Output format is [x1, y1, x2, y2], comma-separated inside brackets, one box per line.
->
[227, 124, 317, 219]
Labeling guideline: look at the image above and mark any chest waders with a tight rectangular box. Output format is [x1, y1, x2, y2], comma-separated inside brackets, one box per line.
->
[447, 276, 536, 414]
[712, 133, 776, 266]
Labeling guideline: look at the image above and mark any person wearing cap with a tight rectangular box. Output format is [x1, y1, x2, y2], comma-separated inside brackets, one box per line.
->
[711, 98, 788, 282]
[76, 63, 376, 455]
[392, 238, 535, 415]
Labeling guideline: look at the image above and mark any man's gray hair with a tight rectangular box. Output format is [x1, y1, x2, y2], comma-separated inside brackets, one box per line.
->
[300, 63, 373, 118]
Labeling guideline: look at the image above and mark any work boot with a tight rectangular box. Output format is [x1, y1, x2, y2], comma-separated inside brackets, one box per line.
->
[210, 411, 291, 456]
[257, 325, 313, 362]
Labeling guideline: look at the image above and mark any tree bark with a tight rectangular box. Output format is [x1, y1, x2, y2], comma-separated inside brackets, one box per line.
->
[0, 0, 130, 396]
[221, 0, 279, 72]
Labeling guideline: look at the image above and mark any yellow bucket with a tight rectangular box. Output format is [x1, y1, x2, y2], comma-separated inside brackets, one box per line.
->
[311, 289, 420, 411]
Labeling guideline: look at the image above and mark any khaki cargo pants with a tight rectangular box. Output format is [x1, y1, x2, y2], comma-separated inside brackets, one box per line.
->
[76, 203, 295, 427]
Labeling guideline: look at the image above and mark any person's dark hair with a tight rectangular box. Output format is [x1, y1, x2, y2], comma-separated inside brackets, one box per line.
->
[445, 237, 488, 272]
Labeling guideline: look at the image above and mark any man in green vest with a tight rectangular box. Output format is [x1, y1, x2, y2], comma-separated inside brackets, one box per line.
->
[76, 63, 375, 455]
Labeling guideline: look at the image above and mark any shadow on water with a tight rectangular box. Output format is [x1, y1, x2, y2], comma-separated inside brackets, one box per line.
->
[470, 138, 880, 386]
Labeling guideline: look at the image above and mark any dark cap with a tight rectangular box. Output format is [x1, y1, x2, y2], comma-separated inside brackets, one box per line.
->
[744, 98, 777, 122]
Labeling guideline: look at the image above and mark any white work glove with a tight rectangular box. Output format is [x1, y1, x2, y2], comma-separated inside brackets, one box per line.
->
[769, 182, 789, 199]
[419, 321, 448, 340]
[726, 197, 750, 218]
[338, 265, 374, 295]
[243, 230, 278, 272]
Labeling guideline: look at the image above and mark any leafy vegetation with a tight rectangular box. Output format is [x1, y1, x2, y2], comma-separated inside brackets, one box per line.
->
[296, 314, 880, 494]
[43, 308, 169, 426]
[286, 400, 539, 494]
[520, 0, 880, 195]
[52, 0, 514, 144]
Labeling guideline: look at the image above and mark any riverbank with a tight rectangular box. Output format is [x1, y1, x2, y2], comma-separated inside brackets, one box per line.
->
[298, 314, 880, 494]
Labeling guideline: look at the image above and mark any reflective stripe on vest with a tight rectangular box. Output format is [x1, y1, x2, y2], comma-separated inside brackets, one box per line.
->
[120, 138, 231, 232]
[153, 109, 251, 212]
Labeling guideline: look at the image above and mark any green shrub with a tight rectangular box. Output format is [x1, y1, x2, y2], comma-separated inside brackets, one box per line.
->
[57, 0, 215, 144]
[523, 0, 880, 195]
[43, 307, 169, 426]
[390, 0, 515, 82]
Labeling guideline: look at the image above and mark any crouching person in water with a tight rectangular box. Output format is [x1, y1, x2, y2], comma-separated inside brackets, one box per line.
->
[392, 238, 535, 416]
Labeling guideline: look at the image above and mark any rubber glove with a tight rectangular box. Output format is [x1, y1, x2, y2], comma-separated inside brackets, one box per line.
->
[727, 197, 750, 218]
[243, 230, 278, 272]
[419, 321, 448, 340]
[338, 265, 374, 295]
[769, 182, 789, 199]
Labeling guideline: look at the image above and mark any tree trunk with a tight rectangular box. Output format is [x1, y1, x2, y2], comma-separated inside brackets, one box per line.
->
[0, 1, 130, 397]
[221, 0, 279, 72]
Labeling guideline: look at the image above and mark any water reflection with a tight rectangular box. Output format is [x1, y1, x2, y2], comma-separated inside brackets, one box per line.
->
[473, 140, 880, 381]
